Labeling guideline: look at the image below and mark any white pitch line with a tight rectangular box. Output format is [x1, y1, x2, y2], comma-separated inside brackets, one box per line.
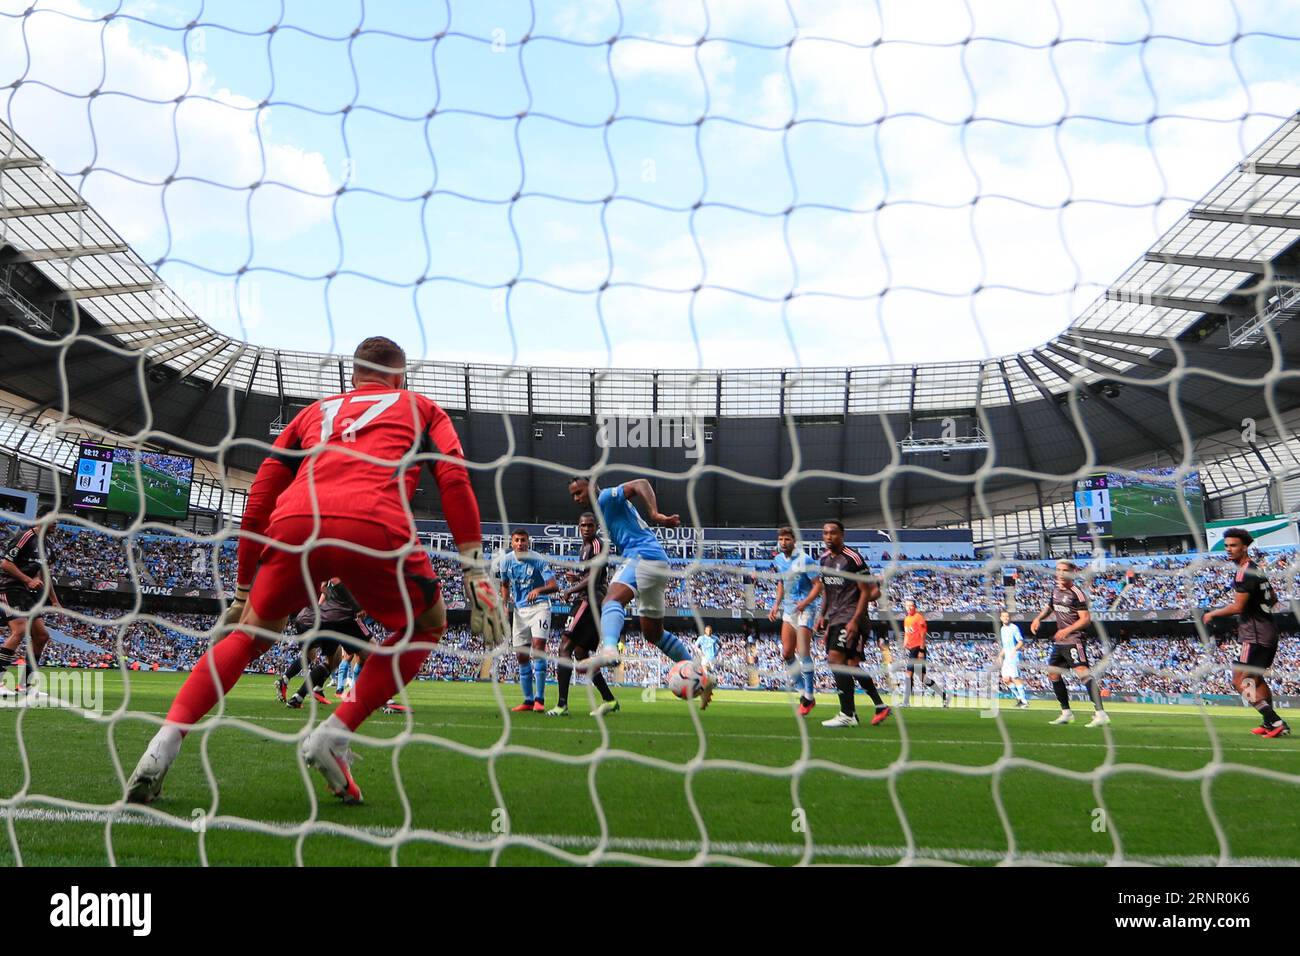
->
[328, 688, 1288, 721]
[3, 806, 1291, 868]
[46, 672, 1298, 720]
[388, 690, 1276, 717]
[65, 675, 1287, 717]
[107, 710, 1300, 754]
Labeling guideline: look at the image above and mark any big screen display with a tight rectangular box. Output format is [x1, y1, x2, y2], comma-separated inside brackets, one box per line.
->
[71, 442, 194, 521]
[1074, 468, 1206, 540]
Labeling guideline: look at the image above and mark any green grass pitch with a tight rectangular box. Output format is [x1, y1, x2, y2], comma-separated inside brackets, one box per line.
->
[2, 672, 1297, 866]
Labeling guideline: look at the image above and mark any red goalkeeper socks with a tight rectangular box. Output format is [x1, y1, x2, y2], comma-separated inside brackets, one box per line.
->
[334, 633, 433, 731]
[165, 629, 271, 727]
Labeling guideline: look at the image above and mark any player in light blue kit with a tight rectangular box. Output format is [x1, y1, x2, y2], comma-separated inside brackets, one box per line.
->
[568, 476, 715, 709]
[698, 625, 719, 674]
[998, 610, 1029, 708]
[495, 529, 559, 713]
[768, 525, 821, 716]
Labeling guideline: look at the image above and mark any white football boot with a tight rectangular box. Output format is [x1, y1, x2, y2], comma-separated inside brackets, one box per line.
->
[301, 723, 363, 805]
[821, 711, 860, 728]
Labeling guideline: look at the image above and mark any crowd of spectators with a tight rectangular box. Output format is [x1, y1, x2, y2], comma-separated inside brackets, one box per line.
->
[37, 606, 226, 671]
[19, 604, 1300, 702]
[126, 451, 194, 483]
[8, 520, 1300, 623]
[3, 521, 240, 592]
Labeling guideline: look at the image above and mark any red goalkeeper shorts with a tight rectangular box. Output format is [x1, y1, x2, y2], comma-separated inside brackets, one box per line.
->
[247, 515, 441, 633]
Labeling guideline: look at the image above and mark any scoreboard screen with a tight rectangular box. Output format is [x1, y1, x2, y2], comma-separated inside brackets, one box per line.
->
[1074, 468, 1205, 541]
[1074, 475, 1114, 538]
[72, 443, 194, 521]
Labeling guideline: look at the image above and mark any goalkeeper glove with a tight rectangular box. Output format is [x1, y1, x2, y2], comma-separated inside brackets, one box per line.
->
[460, 545, 506, 646]
[222, 584, 250, 631]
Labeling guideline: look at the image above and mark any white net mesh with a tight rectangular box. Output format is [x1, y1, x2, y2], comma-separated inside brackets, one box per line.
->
[1, 0, 1300, 866]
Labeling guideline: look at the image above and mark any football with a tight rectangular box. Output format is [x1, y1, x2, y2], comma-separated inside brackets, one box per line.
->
[667, 660, 705, 700]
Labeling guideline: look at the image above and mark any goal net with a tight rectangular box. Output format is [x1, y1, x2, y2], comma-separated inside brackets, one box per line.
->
[1, 0, 1300, 867]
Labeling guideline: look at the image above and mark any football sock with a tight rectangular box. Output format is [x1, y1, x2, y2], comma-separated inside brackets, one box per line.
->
[0, 646, 14, 678]
[284, 655, 304, 682]
[591, 666, 615, 702]
[519, 658, 534, 703]
[1084, 677, 1104, 711]
[1014, 683, 1027, 703]
[1052, 678, 1071, 710]
[1255, 699, 1283, 726]
[855, 672, 884, 707]
[532, 658, 547, 704]
[166, 629, 272, 727]
[556, 656, 573, 708]
[801, 655, 815, 698]
[652, 631, 691, 663]
[834, 670, 856, 717]
[295, 660, 332, 701]
[334, 633, 432, 731]
[599, 601, 625, 648]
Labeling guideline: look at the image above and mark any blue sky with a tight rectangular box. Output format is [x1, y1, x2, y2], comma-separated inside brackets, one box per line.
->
[2, 0, 1300, 370]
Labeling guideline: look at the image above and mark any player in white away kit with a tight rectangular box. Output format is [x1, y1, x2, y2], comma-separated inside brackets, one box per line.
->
[997, 611, 1029, 708]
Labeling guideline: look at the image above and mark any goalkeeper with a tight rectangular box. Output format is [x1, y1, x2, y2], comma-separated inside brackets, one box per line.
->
[127, 337, 506, 805]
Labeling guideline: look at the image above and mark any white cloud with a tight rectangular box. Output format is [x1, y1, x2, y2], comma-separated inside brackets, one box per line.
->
[0, 0, 336, 256]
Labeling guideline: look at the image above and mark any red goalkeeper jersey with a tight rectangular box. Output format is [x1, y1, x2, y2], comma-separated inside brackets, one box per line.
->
[237, 382, 480, 585]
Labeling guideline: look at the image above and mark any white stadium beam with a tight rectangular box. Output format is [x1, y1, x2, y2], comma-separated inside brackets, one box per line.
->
[1188, 208, 1300, 229]
[50, 281, 163, 301]
[0, 201, 89, 219]
[0, 243, 130, 263]
[1103, 290, 1253, 316]
[1142, 251, 1273, 273]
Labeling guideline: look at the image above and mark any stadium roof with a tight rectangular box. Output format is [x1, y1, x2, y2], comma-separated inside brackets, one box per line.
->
[3, 114, 1300, 529]
[2, 114, 1298, 417]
